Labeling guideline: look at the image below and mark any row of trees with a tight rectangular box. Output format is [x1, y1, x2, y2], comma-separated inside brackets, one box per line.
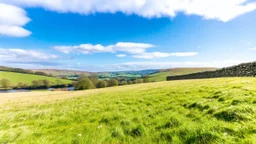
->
[0, 79, 66, 89]
[73, 74, 150, 90]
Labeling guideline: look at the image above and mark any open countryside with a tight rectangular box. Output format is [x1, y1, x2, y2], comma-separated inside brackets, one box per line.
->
[1, 0, 256, 143]
[1, 78, 256, 143]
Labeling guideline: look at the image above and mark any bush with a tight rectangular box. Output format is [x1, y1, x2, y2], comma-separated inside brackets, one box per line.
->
[43, 79, 51, 88]
[0, 79, 11, 89]
[96, 81, 107, 88]
[16, 82, 28, 89]
[32, 80, 44, 88]
[107, 79, 119, 87]
[143, 76, 150, 83]
[74, 78, 94, 90]
[88, 74, 99, 86]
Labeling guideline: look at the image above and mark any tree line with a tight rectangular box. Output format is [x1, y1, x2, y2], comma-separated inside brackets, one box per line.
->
[0, 75, 151, 90]
[73, 74, 150, 90]
[0, 79, 68, 90]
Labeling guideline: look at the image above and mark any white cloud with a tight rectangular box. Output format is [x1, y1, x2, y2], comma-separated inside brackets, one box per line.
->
[53, 44, 113, 54]
[248, 47, 256, 50]
[114, 42, 154, 54]
[53, 42, 153, 54]
[54, 42, 197, 59]
[133, 52, 198, 59]
[0, 3, 31, 37]
[0, 48, 58, 62]
[116, 54, 126, 57]
[1, 0, 256, 22]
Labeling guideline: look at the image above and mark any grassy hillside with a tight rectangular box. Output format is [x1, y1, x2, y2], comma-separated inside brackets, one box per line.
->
[31, 69, 91, 77]
[0, 71, 73, 86]
[0, 78, 256, 143]
[149, 68, 217, 82]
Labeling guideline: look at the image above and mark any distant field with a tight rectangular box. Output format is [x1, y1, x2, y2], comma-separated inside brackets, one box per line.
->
[31, 69, 91, 77]
[0, 71, 73, 86]
[149, 68, 217, 82]
[0, 78, 255, 143]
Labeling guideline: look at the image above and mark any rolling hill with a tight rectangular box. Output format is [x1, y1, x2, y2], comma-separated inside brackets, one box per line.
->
[31, 69, 92, 77]
[0, 71, 73, 87]
[0, 77, 255, 143]
[149, 68, 217, 82]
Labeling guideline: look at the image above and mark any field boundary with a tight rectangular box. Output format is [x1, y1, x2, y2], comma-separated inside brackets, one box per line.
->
[167, 62, 256, 81]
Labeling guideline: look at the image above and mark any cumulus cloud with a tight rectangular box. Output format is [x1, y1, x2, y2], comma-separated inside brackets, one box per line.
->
[1, 0, 256, 22]
[0, 48, 58, 62]
[0, 3, 31, 37]
[53, 44, 113, 54]
[54, 42, 197, 59]
[116, 54, 127, 57]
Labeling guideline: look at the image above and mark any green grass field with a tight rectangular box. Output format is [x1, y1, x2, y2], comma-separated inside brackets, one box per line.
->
[0, 78, 256, 143]
[0, 71, 73, 86]
[149, 68, 217, 82]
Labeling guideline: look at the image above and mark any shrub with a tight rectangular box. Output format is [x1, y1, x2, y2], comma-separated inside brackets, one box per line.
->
[0, 79, 11, 89]
[107, 79, 118, 87]
[143, 76, 150, 83]
[32, 80, 44, 88]
[43, 79, 51, 88]
[88, 74, 99, 86]
[16, 82, 28, 89]
[74, 78, 94, 90]
[96, 80, 107, 88]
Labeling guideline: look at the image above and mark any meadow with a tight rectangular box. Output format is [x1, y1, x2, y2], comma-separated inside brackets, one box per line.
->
[0, 78, 256, 143]
[0, 71, 73, 86]
[149, 68, 216, 82]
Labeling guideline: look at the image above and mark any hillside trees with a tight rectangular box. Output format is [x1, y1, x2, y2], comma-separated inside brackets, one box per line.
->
[96, 80, 107, 88]
[107, 79, 119, 87]
[74, 78, 95, 90]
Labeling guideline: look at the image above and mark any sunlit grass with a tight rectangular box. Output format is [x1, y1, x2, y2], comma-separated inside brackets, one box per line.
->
[0, 71, 72, 86]
[0, 78, 256, 143]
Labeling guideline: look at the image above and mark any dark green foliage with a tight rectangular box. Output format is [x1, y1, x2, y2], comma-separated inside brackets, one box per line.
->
[107, 79, 119, 87]
[214, 109, 248, 122]
[143, 76, 150, 83]
[88, 74, 99, 86]
[96, 80, 107, 88]
[32, 80, 44, 88]
[16, 82, 28, 89]
[43, 79, 51, 88]
[74, 78, 94, 90]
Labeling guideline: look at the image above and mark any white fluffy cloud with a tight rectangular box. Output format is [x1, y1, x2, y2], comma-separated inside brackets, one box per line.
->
[53, 44, 113, 54]
[116, 54, 127, 57]
[1, 0, 256, 22]
[0, 3, 31, 37]
[53, 42, 197, 59]
[0, 48, 58, 62]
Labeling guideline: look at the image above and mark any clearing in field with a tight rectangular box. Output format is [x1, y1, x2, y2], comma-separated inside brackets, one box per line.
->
[0, 78, 256, 143]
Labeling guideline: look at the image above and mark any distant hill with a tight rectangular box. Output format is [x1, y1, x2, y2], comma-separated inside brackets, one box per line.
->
[0, 71, 73, 87]
[31, 69, 92, 77]
[149, 68, 217, 82]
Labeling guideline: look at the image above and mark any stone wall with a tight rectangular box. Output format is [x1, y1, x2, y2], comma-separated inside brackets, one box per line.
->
[167, 62, 256, 81]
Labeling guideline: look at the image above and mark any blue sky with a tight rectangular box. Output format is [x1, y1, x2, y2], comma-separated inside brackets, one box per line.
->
[0, 0, 256, 71]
